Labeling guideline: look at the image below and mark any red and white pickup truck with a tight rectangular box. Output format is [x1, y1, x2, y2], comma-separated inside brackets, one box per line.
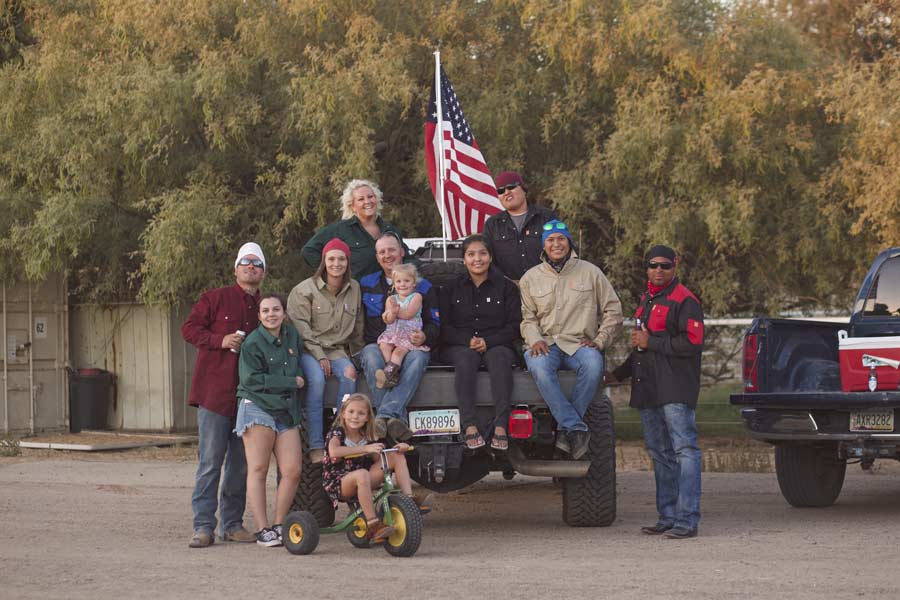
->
[731, 247, 900, 507]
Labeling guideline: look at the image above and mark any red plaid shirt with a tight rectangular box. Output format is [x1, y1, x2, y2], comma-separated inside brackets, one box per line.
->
[182, 284, 260, 417]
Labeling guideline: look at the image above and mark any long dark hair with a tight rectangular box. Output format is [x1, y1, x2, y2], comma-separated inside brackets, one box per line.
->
[314, 250, 352, 288]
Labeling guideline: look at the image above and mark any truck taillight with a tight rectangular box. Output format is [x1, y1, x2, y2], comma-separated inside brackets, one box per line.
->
[743, 333, 759, 392]
[509, 406, 533, 439]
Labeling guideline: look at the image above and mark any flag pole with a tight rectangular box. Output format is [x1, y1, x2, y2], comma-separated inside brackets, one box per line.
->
[434, 50, 448, 263]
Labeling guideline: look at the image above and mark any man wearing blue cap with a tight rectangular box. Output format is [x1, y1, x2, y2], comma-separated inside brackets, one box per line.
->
[519, 221, 623, 459]
[483, 171, 558, 282]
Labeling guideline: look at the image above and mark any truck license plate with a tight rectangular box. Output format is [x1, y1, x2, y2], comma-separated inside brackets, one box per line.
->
[850, 409, 894, 432]
[409, 409, 460, 436]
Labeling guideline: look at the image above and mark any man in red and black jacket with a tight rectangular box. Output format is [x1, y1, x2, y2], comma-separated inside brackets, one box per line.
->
[611, 245, 704, 539]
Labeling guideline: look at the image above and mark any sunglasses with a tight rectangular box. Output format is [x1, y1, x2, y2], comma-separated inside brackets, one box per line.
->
[496, 184, 520, 195]
[542, 221, 569, 232]
[237, 258, 265, 269]
[647, 262, 674, 271]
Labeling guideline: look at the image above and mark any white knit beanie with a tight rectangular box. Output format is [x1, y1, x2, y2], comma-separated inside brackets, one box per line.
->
[234, 242, 266, 269]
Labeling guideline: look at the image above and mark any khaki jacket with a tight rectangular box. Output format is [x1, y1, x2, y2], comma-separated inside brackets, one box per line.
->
[287, 276, 364, 361]
[519, 255, 623, 355]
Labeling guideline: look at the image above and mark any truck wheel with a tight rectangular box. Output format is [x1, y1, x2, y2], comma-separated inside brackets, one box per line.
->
[291, 422, 336, 527]
[775, 444, 846, 507]
[562, 395, 616, 527]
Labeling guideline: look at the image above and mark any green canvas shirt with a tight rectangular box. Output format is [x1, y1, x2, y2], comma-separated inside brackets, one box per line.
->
[300, 215, 412, 280]
[236, 322, 304, 427]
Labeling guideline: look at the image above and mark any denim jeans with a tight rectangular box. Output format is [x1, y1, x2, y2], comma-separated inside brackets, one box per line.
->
[523, 344, 604, 432]
[192, 406, 247, 537]
[359, 343, 429, 421]
[299, 353, 357, 449]
[639, 403, 702, 531]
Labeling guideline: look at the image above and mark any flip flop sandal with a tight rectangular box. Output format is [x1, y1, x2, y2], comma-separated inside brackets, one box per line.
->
[490, 434, 509, 452]
[464, 432, 485, 450]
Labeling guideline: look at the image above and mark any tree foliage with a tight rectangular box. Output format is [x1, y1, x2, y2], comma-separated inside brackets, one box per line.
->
[0, 0, 895, 315]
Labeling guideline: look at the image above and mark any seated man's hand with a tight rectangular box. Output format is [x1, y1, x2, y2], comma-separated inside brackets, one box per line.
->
[410, 330, 426, 346]
[580, 339, 598, 348]
[469, 337, 487, 353]
[529, 340, 550, 356]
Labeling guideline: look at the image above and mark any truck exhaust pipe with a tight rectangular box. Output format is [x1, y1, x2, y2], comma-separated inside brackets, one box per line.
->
[507, 444, 591, 478]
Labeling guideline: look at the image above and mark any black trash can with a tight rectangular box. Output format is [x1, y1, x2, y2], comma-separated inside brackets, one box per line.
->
[68, 368, 114, 433]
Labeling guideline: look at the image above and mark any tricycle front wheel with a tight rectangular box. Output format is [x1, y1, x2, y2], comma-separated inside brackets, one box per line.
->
[382, 494, 423, 557]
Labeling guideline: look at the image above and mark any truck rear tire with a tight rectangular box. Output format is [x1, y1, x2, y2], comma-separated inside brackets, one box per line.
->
[562, 395, 616, 527]
[775, 444, 846, 507]
[291, 422, 336, 527]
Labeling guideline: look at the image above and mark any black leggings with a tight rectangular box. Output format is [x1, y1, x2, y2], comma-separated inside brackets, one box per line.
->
[440, 344, 516, 432]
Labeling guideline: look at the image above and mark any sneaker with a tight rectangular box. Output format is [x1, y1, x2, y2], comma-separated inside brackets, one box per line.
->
[555, 431, 570, 454]
[374, 418, 388, 441]
[273, 524, 283, 543]
[387, 418, 413, 442]
[221, 527, 256, 543]
[256, 527, 282, 547]
[309, 448, 325, 464]
[188, 530, 214, 548]
[568, 430, 591, 460]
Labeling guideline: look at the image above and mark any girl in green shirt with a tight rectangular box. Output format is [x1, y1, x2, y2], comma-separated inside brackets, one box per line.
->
[235, 293, 305, 547]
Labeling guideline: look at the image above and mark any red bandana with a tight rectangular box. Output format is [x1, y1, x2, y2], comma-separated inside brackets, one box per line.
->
[647, 280, 666, 296]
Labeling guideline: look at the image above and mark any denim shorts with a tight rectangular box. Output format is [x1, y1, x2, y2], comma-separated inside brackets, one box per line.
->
[234, 399, 295, 436]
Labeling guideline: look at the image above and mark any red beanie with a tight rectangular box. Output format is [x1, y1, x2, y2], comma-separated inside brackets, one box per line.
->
[322, 238, 351, 259]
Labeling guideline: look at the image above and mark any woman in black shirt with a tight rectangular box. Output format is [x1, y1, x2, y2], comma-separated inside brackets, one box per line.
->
[439, 234, 522, 451]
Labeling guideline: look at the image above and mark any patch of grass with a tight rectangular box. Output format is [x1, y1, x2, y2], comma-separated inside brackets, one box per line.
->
[0, 436, 21, 457]
[614, 383, 746, 441]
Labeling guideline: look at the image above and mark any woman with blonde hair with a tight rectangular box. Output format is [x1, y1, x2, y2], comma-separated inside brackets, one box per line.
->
[301, 179, 412, 280]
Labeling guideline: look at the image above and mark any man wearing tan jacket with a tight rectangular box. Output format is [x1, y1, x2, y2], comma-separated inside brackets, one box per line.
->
[520, 220, 623, 459]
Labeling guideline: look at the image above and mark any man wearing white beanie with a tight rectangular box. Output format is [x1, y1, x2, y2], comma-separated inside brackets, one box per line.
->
[182, 242, 266, 548]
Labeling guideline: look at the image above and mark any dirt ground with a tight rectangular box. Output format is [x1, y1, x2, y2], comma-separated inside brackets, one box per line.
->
[2, 444, 899, 599]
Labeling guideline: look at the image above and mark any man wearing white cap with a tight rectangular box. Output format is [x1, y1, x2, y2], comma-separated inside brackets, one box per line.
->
[182, 242, 266, 548]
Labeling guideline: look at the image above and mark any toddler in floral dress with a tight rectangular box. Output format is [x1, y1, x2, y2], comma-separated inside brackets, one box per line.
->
[376, 263, 429, 389]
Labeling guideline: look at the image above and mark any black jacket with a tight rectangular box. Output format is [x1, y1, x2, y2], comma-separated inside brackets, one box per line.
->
[613, 277, 704, 409]
[438, 271, 522, 351]
[359, 270, 440, 348]
[482, 204, 558, 280]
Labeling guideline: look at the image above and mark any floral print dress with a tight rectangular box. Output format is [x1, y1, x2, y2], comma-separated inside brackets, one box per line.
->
[322, 425, 374, 509]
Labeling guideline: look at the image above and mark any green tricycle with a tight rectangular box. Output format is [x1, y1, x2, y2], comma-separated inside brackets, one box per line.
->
[283, 446, 423, 557]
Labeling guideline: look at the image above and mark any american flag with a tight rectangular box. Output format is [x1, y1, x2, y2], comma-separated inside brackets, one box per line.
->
[425, 67, 501, 239]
